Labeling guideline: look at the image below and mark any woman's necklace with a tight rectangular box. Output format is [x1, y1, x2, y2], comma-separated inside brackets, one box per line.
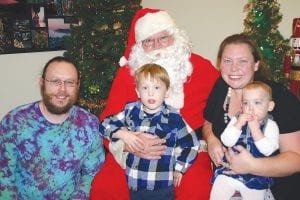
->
[224, 87, 232, 124]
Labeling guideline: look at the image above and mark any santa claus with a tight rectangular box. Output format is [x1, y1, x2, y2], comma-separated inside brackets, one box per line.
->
[91, 8, 219, 200]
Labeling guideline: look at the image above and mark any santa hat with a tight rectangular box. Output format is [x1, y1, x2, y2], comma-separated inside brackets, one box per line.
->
[119, 8, 176, 67]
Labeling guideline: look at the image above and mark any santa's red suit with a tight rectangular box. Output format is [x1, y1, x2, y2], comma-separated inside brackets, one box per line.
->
[91, 8, 219, 200]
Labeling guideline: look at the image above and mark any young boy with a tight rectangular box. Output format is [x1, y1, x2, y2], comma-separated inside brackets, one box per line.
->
[210, 81, 280, 200]
[99, 63, 199, 200]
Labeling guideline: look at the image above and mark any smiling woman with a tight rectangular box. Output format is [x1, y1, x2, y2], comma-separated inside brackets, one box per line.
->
[203, 33, 300, 200]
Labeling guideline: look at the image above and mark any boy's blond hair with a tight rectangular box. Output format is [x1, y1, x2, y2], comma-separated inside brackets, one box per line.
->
[135, 64, 170, 89]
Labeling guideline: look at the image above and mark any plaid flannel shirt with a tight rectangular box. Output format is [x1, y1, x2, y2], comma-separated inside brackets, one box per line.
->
[99, 101, 199, 190]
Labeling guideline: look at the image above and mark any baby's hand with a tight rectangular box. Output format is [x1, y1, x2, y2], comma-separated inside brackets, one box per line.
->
[248, 115, 260, 130]
[173, 171, 183, 187]
[235, 113, 248, 129]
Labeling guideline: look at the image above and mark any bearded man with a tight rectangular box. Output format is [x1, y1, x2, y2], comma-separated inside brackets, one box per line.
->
[0, 56, 105, 199]
[91, 8, 219, 200]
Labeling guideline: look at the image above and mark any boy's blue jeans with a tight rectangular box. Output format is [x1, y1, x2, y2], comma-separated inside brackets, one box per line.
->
[129, 186, 174, 200]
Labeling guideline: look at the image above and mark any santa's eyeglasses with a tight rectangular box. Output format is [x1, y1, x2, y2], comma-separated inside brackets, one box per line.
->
[142, 35, 172, 47]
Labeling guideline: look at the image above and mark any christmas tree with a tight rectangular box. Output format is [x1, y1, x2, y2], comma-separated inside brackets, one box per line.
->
[64, 0, 142, 116]
[243, 0, 291, 85]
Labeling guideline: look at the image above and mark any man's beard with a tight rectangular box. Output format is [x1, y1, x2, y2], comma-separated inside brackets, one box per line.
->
[41, 85, 78, 115]
[128, 36, 192, 109]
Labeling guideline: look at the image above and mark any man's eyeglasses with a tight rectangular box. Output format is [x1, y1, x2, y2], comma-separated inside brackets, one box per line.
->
[44, 78, 78, 87]
[142, 35, 172, 47]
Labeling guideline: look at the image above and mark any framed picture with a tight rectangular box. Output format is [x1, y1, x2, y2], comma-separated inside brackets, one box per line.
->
[0, 0, 75, 54]
[48, 17, 70, 49]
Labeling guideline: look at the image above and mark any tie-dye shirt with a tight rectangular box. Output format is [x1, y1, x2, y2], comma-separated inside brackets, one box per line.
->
[0, 101, 105, 200]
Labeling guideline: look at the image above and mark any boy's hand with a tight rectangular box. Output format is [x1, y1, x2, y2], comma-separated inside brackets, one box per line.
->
[132, 133, 167, 160]
[122, 131, 145, 153]
[173, 171, 183, 187]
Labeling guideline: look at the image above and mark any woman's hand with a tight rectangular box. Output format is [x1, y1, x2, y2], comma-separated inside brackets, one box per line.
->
[223, 145, 256, 175]
[203, 121, 225, 166]
[207, 135, 226, 167]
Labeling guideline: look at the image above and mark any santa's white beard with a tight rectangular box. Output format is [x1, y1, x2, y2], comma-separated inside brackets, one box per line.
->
[128, 39, 193, 109]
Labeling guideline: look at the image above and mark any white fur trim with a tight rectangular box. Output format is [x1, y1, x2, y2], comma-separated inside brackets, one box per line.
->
[109, 140, 128, 169]
[119, 56, 128, 67]
[165, 89, 184, 110]
[135, 11, 176, 42]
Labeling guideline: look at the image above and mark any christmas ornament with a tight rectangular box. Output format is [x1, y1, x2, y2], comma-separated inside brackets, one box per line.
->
[113, 21, 122, 30]
[100, 24, 109, 31]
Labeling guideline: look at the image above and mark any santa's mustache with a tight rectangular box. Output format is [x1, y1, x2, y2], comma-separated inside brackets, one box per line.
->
[146, 48, 171, 61]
